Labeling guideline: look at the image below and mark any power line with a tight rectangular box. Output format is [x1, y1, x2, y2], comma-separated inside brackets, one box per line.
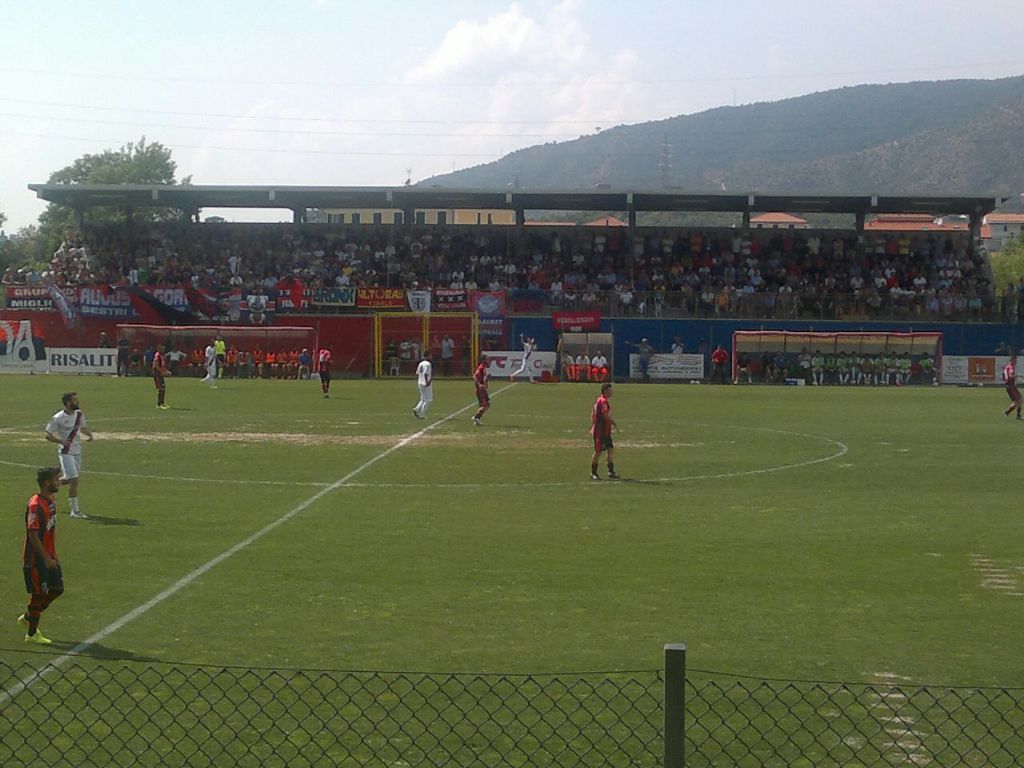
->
[0, 97, 635, 126]
[0, 130, 504, 159]
[0, 110, 579, 140]
[3, 61, 1024, 88]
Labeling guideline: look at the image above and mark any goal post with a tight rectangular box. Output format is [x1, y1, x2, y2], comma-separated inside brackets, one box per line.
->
[732, 330, 943, 385]
[373, 312, 479, 378]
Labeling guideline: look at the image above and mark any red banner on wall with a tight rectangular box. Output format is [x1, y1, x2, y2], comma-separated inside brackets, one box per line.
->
[356, 287, 406, 308]
[552, 310, 601, 331]
[5, 286, 57, 311]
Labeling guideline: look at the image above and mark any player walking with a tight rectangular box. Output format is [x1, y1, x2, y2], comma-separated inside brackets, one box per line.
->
[509, 334, 536, 382]
[413, 351, 433, 419]
[19, 467, 65, 644]
[44, 392, 94, 519]
[1003, 354, 1022, 420]
[318, 348, 333, 399]
[201, 339, 218, 388]
[590, 382, 619, 480]
[472, 356, 490, 426]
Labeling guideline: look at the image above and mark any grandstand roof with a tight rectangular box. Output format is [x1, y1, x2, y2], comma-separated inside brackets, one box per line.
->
[27, 183, 1000, 218]
[864, 213, 970, 232]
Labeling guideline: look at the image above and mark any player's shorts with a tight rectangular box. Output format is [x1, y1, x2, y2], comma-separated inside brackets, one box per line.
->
[58, 452, 82, 480]
[476, 387, 489, 406]
[320, 369, 331, 383]
[24, 564, 63, 595]
[593, 433, 613, 453]
[153, 373, 165, 390]
[418, 384, 434, 403]
[1007, 384, 1020, 402]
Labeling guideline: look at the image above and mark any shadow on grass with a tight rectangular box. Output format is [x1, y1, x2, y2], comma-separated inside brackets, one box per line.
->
[0, 643, 160, 663]
[79, 515, 143, 527]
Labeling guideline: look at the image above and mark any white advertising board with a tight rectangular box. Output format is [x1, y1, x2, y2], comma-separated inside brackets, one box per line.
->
[628, 353, 705, 380]
[48, 348, 118, 375]
[941, 355, 1019, 386]
[484, 351, 557, 378]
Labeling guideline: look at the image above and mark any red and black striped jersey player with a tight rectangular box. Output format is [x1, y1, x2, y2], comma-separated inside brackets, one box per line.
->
[472, 356, 490, 426]
[590, 382, 619, 480]
[19, 467, 65, 645]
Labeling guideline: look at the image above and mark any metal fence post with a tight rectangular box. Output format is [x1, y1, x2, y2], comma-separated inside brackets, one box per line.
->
[664, 642, 687, 768]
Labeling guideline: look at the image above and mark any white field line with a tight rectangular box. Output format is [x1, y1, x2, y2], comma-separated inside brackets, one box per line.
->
[0, 385, 512, 707]
[0, 427, 849, 489]
[968, 554, 1022, 596]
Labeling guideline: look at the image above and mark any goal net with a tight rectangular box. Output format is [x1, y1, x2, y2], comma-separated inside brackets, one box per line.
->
[732, 330, 943, 385]
[373, 312, 479, 378]
[117, 324, 318, 376]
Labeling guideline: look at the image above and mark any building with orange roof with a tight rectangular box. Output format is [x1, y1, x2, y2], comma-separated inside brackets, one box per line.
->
[750, 212, 809, 229]
[982, 213, 1024, 251]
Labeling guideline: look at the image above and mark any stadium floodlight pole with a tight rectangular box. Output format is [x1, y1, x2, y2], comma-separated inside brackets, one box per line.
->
[663, 642, 687, 768]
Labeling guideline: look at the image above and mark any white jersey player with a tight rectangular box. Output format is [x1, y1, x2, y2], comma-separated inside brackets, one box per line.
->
[413, 352, 434, 419]
[44, 391, 94, 518]
[201, 341, 218, 387]
[509, 334, 536, 382]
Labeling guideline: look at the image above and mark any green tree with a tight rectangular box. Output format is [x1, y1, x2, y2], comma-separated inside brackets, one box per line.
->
[989, 235, 1024, 291]
[37, 136, 190, 252]
[0, 225, 51, 274]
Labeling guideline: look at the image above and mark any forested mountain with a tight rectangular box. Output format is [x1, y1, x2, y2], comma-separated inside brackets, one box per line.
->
[424, 76, 1024, 201]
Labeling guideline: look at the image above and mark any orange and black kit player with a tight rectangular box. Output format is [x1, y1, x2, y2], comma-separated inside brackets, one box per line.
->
[21, 467, 65, 644]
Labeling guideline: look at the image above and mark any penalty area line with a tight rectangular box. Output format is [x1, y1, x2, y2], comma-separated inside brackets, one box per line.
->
[0, 386, 512, 707]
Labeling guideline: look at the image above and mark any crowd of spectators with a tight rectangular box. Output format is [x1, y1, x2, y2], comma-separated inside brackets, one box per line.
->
[0, 221, 1001, 321]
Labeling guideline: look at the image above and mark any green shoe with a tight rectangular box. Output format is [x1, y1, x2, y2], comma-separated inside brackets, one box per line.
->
[16, 613, 28, 628]
[25, 630, 52, 645]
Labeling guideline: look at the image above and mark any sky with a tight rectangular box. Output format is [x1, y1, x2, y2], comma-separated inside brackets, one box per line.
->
[3, 0, 1024, 231]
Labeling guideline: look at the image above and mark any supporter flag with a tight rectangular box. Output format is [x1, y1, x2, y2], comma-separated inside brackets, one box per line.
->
[185, 285, 220, 321]
[277, 276, 305, 313]
[124, 285, 197, 325]
[45, 281, 78, 329]
[407, 290, 432, 313]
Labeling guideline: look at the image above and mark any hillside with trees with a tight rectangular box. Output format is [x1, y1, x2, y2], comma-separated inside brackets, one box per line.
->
[424, 76, 1024, 200]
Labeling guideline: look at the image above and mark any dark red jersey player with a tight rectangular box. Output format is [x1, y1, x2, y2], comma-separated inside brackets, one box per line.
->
[472, 356, 490, 425]
[21, 467, 64, 644]
[590, 382, 618, 480]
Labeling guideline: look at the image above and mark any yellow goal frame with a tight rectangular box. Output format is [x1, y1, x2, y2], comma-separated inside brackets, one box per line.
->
[373, 312, 479, 377]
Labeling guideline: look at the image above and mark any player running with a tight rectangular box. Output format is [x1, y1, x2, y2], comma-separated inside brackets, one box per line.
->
[590, 382, 619, 480]
[1003, 354, 1022, 420]
[413, 351, 433, 419]
[472, 356, 490, 426]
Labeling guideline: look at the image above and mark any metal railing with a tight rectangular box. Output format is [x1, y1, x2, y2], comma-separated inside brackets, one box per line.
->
[1, 646, 1021, 767]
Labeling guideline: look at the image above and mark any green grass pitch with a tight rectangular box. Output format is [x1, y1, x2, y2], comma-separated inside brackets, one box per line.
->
[1, 374, 1022, 688]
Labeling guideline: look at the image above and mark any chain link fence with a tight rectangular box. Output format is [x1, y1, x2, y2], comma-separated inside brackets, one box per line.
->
[686, 672, 1024, 767]
[2, 648, 1022, 767]
[0, 654, 662, 768]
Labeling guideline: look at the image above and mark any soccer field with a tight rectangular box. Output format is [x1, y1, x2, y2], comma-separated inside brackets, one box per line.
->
[1, 374, 1021, 687]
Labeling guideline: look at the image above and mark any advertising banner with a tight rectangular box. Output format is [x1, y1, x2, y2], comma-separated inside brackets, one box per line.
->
[312, 287, 357, 307]
[0, 319, 48, 374]
[5, 286, 56, 312]
[628, 353, 705, 380]
[942, 355, 1017, 385]
[551, 310, 601, 331]
[356, 287, 406, 309]
[48, 348, 118, 375]
[434, 289, 467, 310]
[483, 351, 557, 378]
